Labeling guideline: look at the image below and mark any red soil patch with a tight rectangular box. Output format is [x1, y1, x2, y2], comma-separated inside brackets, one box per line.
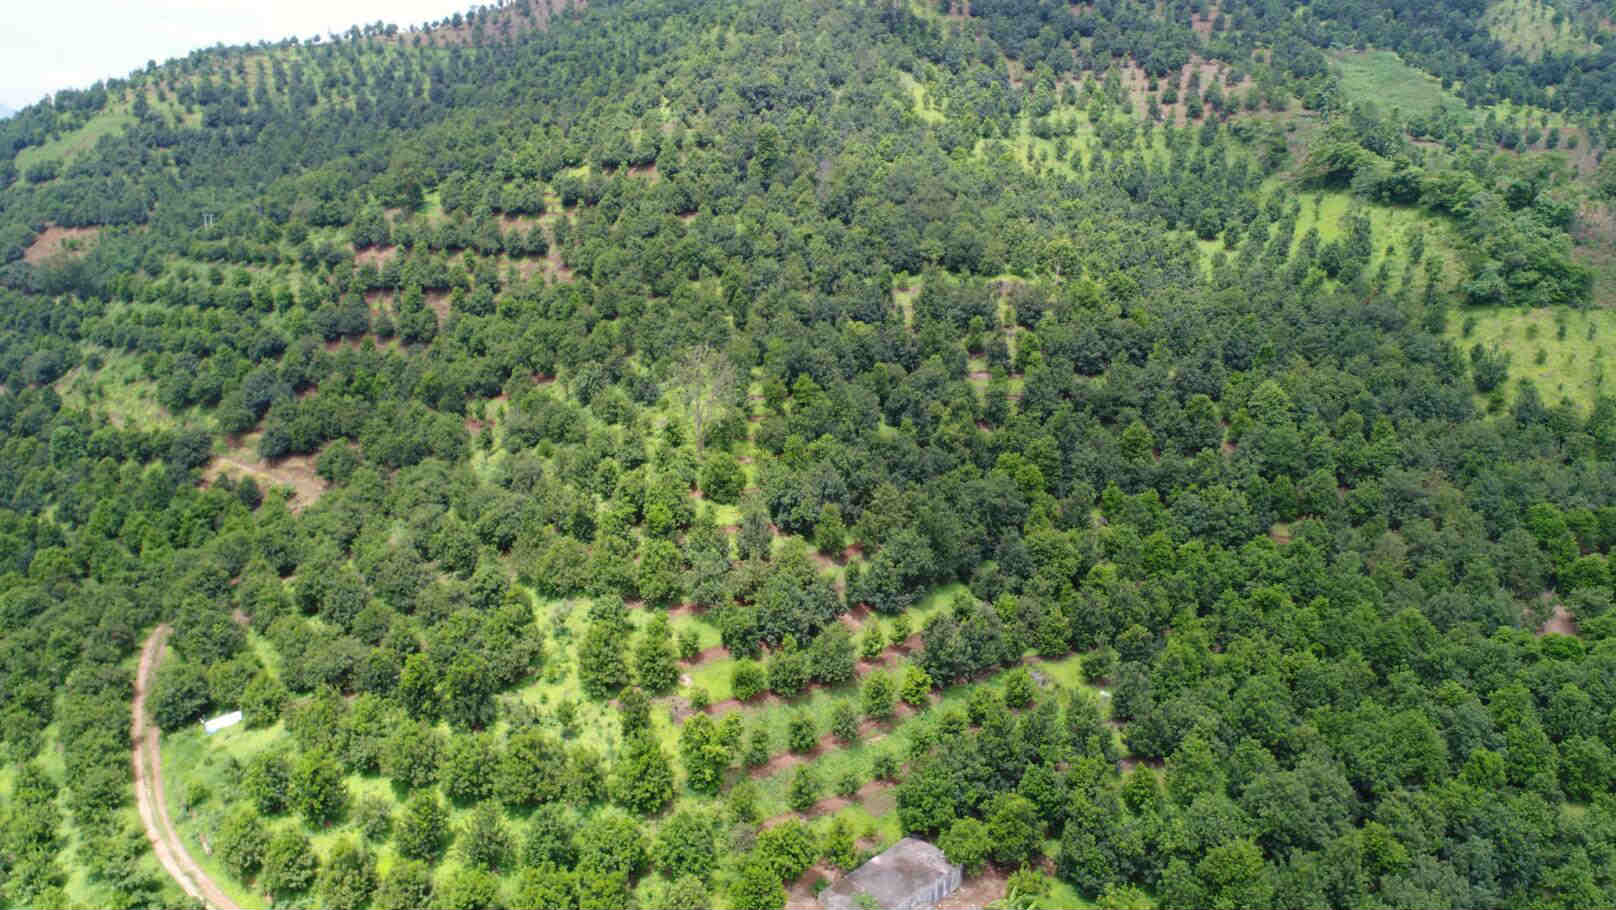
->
[1538, 603, 1579, 638]
[785, 862, 838, 910]
[682, 644, 729, 666]
[426, 291, 451, 321]
[352, 245, 397, 267]
[935, 867, 1009, 910]
[23, 225, 100, 265]
[202, 451, 326, 513]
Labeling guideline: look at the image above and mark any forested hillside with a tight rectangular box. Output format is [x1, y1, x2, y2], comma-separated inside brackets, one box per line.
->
[2, 0, 1616, 908]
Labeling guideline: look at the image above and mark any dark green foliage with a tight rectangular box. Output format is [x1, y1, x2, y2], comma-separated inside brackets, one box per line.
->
[788, 764, 820, 812]
[216, 805, 268, 881]
[457, 801, 514, 872]
[261, 828, 318, 900]
[383, 721, 442, 791]
[243, 751, 291, 816]
[149, 660, 210, 730]
[291, 750, 349, 825]
[2, 2, 1616, 907]
[374, 860, 434, 910]
[862, 671, 897, 720]
[578, 619, 632, 700]
[730, 856, 787, 910]
[575, 808, 649, 880]
[437, 867, 502, 910]
[496, 727, 568, 808]
[353, 795, 392, 844]
[316, 838, 376, 910]
[612, 733, 675, 816]
[787, 711, 819, 753]
[522, 804, 578, 868]
[394, 792, 449, 862]
[636, 614, 680, 693]
[732, 660, 768, 701]
[653, 809, 717, 881]
[940, 816, 993, 876]
[831, 700, 861, 743]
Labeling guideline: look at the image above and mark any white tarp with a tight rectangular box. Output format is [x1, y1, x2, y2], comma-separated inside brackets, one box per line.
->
[202, 710, 243, 734]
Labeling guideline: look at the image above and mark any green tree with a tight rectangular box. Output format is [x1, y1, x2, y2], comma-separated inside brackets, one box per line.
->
[730, 856, 787, 910]
[438, 867, 502, 910]
[831, 700, 861, 743]
[374, 859, 433, 910]
[662, 874, 711, 910]
[579, 620, 632, 699]
[440, 732, 498, 804]
[576, 808, 649, 879]
[863, 671, 897, 719]
[383, 720, 442, 791]
[1196, 839, 1274, 910]
[216, 804, 269, 881]
[512, 865, 577, 910]
[732, 660, 768, 700]
[291, 750, 349, 825]
[441, 651, 496, 730]
[788, 764, 820, 811]
[678, 712, 729, 795]
[636, 614, 680, 693]
[787, 711, 819, 753]
[940, 816, 994, 876]
[986, 792, 1043, 867]
[653, 809, 717, 881]
[612, 733, 675, 815]
[497, 726, 568, 808]
[316, 838, 376, 910]
[261, 828, 318, 901]
[458, 800, 514, 872]
[901, 664, 933, 709]
[353, 794, 393, 843]
[150, 660, 210, 730]
[395, 792, 449, 862]
[243, 750, 292, 815]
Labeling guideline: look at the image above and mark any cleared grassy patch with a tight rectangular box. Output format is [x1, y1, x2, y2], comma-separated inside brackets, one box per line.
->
[1450, 305, 1616, 411]
[15, 107, 138, 171]
[1332, 50, 1470, 121]
[1485, 0, 1597, 60]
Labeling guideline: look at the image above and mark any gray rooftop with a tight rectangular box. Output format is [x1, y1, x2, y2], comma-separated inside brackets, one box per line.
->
[821, 837, 963, 910]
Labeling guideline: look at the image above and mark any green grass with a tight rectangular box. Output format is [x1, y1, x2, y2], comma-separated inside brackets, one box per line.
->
[56, 347, 179, 428]
[15, 107, 138, 171]
[1332, 50, 1470, 121]
[1449, 305, 1616, 412]
[161, 565, 1110, 909]
[1484, 0, 1597, 60]
[1298, 190, 1461, 280]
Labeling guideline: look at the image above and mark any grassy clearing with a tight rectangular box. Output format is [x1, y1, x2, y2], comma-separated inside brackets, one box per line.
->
[1449, 305, 1616, 412]
[15, 107, 138, 171]
[1331, 50, 1470, 121]
[56, 347, 178, 429]
[1484, 0, 1597, 60]
[1291, 190, 1463, 289]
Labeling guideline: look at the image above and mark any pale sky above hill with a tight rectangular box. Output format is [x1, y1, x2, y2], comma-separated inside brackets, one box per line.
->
[0, 0, 469, 110]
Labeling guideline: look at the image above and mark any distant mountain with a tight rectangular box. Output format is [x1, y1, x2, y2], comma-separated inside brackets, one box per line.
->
[0, 105, 14, 120]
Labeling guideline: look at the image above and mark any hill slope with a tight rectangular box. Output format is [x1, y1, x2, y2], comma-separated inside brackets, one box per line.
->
[0, 2, 1615, 910]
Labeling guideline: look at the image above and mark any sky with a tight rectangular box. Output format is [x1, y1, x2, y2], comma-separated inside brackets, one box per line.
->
[0, 0, 470, 110]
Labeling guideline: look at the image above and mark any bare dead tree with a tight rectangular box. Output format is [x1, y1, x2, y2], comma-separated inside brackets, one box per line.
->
[671, 344, 737, 454]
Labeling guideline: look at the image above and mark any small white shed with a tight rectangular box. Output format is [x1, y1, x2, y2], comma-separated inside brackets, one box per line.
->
[201, 710, 243, 734]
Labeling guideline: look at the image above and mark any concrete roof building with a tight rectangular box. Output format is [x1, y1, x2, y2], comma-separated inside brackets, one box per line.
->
[821, 837, 963, 910]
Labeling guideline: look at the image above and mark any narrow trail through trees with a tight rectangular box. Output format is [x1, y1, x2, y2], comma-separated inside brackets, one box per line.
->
[132, 625, 242, 910]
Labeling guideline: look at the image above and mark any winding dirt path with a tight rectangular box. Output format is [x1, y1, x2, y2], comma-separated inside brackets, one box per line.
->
[132, 625, 242, 910]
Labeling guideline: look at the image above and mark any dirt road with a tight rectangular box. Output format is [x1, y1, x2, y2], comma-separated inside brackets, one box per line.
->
[132, 625, 243, 910]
